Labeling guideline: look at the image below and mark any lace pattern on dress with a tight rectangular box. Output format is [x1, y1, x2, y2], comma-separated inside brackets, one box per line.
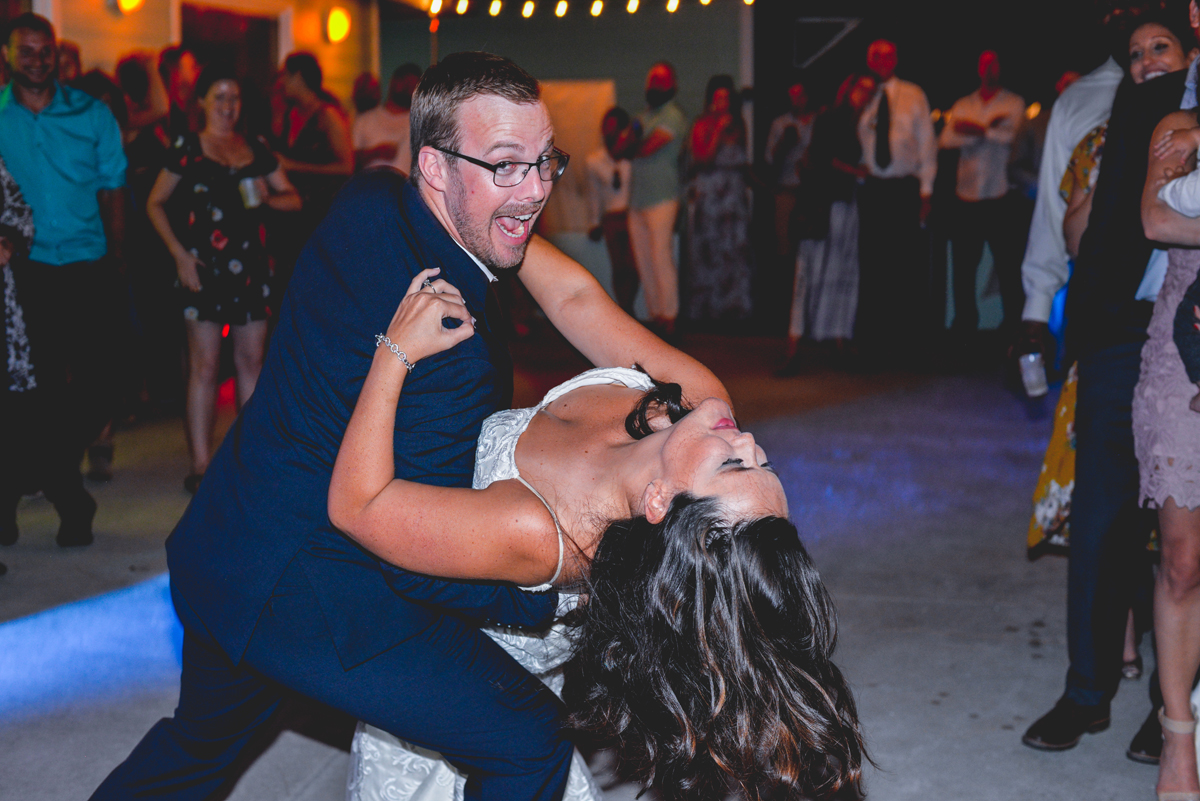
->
[1134, 246, 1200, 510]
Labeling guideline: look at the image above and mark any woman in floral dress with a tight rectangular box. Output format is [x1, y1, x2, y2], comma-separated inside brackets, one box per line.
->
[147, 65, 300, 492]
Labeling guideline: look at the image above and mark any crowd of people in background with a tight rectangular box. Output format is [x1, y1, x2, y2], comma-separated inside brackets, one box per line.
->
[0, 13, 419, 573]
[10, 4, 1200, 796]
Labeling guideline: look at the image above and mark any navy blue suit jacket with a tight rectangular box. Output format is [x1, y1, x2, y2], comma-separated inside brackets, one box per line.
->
[166, 171, 557, 668]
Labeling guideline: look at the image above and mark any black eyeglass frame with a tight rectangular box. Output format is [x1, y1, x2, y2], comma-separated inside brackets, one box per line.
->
[433, 146, 570, 186]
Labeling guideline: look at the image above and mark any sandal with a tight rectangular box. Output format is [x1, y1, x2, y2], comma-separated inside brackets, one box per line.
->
[1124, 655, 1144, 680]
[1158, 710, 1200, 801]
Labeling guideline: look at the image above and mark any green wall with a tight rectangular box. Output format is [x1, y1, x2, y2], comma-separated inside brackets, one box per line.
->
[380, 0, 743, 122]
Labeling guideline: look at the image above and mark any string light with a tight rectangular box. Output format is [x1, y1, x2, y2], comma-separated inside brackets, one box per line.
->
[555, 0, 567, 14]
[430, 0, 442, 13]
[699, 0, 711, 5]
[489, 0, 501, 13]
[626, 0, 637, 11]
[522, 0, 534, 15]
[1025, 101, 1042, 120]
[456, 0, 468, 12]
[742, 0, 753, 4]
[666, 0, 677, 10]
[590, 0, 602, 13]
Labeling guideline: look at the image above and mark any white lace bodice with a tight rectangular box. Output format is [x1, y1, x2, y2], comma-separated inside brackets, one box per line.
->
[472, 366, 655, 488]
[347, 367, 655, 801]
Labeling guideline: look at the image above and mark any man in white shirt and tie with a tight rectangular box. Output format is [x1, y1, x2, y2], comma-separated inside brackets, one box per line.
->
[856, 39, 937, 367]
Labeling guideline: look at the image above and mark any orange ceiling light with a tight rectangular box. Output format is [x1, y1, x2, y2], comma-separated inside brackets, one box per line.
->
[326, 6, 351, 42]
[112, 0, 144, 13]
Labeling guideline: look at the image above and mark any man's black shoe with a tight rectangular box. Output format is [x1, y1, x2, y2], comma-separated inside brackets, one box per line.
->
[1021, 698, 1111, 751]
[1127, 706, 1163, 764]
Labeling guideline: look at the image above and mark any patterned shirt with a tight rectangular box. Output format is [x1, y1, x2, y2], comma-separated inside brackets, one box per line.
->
[1, 155, 36, 391]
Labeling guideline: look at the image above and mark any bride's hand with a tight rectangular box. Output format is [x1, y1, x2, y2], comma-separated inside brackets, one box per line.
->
[384, 268, 476, 363]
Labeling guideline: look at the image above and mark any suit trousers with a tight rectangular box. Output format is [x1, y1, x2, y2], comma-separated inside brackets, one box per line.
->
[949, 194, 1025, 335]
[1067, 343, 1158, 708]
[627, 199, 680, 321]
[22, 258, 125, 448]
[89, 558, 574, 801]
[855, 177, 927, 360]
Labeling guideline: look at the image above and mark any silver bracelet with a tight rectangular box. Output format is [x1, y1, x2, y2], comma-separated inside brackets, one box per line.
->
[375, 334, 415, 372]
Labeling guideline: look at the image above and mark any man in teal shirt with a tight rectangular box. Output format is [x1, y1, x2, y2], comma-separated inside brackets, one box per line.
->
[629, 61, 687, 338]
[0, 13, 127, 545]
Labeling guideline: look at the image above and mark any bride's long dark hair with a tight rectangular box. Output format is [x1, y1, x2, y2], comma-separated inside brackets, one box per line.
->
[565, 371, 866, 800]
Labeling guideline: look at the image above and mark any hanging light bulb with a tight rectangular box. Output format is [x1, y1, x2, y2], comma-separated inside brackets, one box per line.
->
[626, 0, 637, 11]
[456, 0, 468, 12]
[430, 0, 442, 13]
[742, 0, 753, 4]
[522, 0, 534, 15]
[489, 0, 502, 13]
[665, 0, 677, 10]
[555, 0, 567, 14]
[590, 0, 602, 12]
[699, 0, 711, 4]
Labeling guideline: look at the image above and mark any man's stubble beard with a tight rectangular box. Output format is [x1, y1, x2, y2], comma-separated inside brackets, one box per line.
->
[445, 168, 531, 273]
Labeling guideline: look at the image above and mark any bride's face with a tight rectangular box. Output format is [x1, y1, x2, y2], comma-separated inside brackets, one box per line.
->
[644, 397, 788, 522]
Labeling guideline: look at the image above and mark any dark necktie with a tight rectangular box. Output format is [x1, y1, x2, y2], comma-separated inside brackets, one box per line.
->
[482, 280, 513, 409]
[875, 88, 892, 169]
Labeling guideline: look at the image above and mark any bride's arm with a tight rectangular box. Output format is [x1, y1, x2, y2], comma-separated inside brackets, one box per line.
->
[518, 235, 733, 410]
[328, 268, 561, 586]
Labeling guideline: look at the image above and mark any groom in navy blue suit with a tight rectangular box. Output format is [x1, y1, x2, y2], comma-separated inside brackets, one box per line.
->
[91, 52, 679, 801]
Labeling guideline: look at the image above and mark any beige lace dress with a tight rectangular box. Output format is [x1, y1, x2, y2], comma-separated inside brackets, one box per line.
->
[1133, 246, 1200, 510]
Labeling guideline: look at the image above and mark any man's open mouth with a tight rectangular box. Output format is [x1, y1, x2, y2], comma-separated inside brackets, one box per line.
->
[495, 212, 536, 241]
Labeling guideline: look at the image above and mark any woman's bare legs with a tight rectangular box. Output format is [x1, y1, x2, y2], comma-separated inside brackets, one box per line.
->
[183, 320, 222, 477]
[1156, 497, 1200, 797]
[231, 320, 268, 409]
[1124, 608, 1140, 670]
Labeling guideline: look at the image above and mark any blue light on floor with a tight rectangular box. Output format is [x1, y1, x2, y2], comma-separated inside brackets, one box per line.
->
[0, 573, 183, 722]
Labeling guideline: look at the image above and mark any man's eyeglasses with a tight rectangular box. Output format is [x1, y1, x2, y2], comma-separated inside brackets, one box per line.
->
[434, 146, 570, 187]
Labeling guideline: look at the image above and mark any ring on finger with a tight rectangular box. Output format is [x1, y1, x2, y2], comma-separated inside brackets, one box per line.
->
[422, 278, 436, 292]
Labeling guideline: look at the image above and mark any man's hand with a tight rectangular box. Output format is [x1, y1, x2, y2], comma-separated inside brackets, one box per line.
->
[919, 195, 933, 227]
[1011, 319, 1052, 361]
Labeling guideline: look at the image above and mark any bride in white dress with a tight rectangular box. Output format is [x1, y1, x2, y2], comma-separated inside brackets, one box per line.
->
[329, 269, 867, 801]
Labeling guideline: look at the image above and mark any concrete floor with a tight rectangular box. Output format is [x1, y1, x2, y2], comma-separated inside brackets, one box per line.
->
[0, 335, 1162, 800]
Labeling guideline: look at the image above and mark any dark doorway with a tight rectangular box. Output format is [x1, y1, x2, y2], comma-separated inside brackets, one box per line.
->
[181, 4, 278, 137]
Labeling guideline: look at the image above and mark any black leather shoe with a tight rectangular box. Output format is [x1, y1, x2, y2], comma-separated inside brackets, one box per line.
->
[55, 491, 96, 548]
[1127, 706, 1163, 764]
[1021, 698, 1111, 751]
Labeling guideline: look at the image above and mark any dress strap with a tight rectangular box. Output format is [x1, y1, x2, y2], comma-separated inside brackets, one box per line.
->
[515, 474, 565, 591]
